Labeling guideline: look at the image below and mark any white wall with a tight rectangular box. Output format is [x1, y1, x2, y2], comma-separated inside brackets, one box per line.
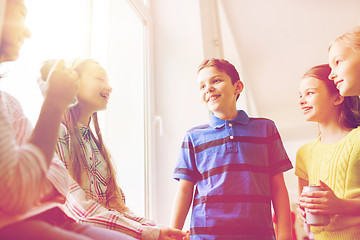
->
[147, 0, 360, 230]
[149, 0, 207, 227]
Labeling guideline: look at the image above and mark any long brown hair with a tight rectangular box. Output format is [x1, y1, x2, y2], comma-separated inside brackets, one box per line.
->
[303, 64, 360, 129]
[56, 58, 126, 211]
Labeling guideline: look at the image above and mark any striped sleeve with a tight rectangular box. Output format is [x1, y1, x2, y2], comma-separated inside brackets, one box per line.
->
[0, 104, 49, 214]
[267, 121, 293, 175]
[173, 133, 201, 183]
[45, 155, 70, 200]
[0, 93, 69, 214]
[64, 179, 160, 240]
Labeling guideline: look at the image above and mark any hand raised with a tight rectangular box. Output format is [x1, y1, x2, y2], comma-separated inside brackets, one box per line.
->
[43, 59, 79, 110]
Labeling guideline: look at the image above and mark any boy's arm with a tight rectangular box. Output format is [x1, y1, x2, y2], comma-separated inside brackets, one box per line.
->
[271, 172, 292, 240]
[170, 179, 195, 230]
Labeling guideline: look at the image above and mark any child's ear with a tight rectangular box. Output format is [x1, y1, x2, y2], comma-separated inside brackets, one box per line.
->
[234, 80, 244, 95]
[333, 94, 344, 106]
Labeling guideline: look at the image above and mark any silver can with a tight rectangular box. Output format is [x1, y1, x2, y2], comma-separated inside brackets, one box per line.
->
[302, 185, 330, 226]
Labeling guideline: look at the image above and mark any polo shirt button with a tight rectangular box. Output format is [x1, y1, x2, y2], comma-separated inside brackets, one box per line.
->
[229, 123, 232, 127]
[91, 180, 94, 184]
[230, 136, 234, 140]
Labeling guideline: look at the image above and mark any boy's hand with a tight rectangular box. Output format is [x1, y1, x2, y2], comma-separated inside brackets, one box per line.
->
[43, 59, 79, 110]
[158, 227, 186, 240]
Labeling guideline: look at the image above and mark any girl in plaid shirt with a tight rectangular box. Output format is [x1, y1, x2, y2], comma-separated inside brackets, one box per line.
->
[39, 58, 186, 240]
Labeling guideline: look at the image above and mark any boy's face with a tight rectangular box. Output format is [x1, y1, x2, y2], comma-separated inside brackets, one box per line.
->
[328, 41, 360, 96]
[198, 67, 243, 120]
[0, 0, 31, 63]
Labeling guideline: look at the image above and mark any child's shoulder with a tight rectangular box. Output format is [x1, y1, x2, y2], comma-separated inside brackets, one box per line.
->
[297, 139, 317, 155]
[187, 123, 211, 133]
[247, 117, 278, 132]
[248, 116, 275, 125]
[0, 90, 22, 108]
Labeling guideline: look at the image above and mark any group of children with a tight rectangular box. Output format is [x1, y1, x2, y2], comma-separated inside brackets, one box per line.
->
[1, 0, 360, 239]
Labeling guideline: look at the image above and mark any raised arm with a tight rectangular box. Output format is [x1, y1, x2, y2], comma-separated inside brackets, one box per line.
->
[29, 59, 79, 164]
[0, 60, 78, 214]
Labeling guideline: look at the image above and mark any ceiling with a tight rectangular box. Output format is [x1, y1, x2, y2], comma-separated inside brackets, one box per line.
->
[202, 0, 360, 141]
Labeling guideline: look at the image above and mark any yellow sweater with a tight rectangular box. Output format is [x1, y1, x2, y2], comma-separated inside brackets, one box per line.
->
[295, 127, 360, 240]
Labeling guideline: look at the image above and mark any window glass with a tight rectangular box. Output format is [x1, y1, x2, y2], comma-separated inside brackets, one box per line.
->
[0, 0, 148, 217]
[0, 0, 88, 124]
[104, 0, 146, 216]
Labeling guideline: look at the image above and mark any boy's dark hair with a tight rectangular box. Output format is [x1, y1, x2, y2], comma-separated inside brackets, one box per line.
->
[198, 58, 241, 100]
[198, 58, 240, 85]
[303, 64, 360, 129]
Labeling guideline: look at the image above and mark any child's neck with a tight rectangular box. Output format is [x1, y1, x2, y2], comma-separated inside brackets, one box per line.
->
[214, 109, 238, 121]
[77, 109, 93, 126]
[319, 123, 352, 144]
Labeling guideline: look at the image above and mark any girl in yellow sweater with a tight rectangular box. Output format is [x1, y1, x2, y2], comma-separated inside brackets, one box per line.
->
[296, 64, 360, 240]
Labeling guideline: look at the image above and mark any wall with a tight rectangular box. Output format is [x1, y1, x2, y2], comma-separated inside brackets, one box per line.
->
[144, 0, 360, 232]
[149, 0, 207, 226]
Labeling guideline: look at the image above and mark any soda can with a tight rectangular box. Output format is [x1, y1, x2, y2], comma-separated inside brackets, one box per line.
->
[302, 185, 330, 226]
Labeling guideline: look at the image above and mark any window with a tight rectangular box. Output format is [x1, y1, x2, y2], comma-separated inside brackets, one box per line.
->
[1, 0, 151, 217]
[104, 0, 150, 216]
[0, 0, 89, 124]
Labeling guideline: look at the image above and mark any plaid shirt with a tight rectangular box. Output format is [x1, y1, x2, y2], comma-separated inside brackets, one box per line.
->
[0, 91, 69, 229]
[57, 123, 160, 240]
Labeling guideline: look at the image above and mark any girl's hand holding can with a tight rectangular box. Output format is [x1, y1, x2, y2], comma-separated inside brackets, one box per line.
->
[296, 199, 307, 223]
[301, 181, 342, 216]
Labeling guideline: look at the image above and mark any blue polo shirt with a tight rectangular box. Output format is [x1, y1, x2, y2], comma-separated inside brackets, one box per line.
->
[174, 110, 293, 240]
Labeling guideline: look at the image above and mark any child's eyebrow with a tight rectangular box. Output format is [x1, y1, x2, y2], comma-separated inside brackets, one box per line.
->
[211, 75, 222, 79]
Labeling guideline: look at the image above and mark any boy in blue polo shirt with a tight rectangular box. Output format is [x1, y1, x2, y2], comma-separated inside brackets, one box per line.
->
[170, 58, 293, 240]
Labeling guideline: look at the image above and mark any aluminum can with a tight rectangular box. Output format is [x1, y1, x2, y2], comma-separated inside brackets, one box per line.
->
[302, 185, 330, 226]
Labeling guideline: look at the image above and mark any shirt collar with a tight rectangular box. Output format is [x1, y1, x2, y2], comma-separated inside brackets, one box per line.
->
[78, 123, 92, 142]
[209, 110, 249, 128]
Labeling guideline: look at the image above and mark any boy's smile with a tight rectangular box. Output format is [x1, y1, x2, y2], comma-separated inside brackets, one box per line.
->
[206, 94, 220, 102]
[198, 67, 243, 120]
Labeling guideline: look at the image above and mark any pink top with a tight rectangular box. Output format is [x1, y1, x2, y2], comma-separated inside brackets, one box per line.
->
[0, 91, 70, 228]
